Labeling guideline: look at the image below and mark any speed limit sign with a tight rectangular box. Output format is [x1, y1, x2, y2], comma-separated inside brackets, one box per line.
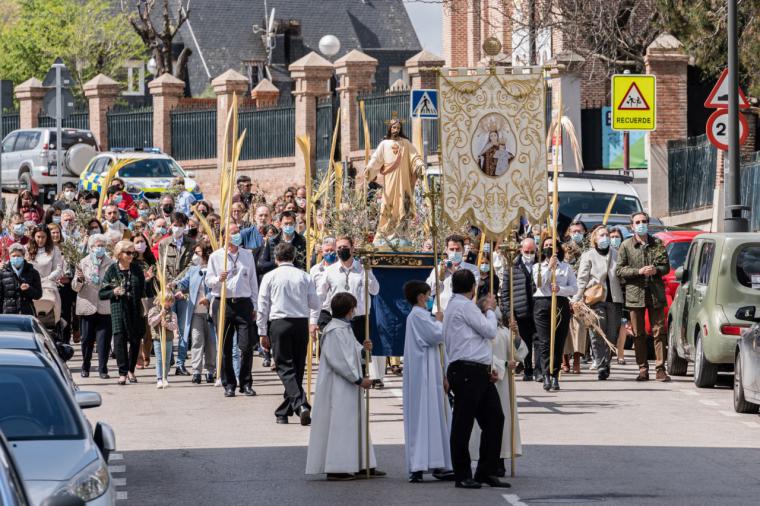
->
[706, 109, 748, 151]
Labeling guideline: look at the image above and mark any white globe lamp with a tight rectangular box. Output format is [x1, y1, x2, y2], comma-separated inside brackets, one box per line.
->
[319, 35, 341, 58]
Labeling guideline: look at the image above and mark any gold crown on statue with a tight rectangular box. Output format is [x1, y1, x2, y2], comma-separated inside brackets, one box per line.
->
[384, 111, 406, 126]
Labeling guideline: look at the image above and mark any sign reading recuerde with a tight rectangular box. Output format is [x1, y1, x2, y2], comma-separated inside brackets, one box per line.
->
[611, 74, 656, 131]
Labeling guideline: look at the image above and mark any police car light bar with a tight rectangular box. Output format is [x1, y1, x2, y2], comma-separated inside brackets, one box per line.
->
[110, 147, 162, 153]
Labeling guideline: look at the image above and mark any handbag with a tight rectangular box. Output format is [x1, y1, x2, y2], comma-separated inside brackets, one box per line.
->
[583, 252, 612, 305]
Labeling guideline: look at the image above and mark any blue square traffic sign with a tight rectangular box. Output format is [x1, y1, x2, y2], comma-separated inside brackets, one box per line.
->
[410, 89, 438, 119]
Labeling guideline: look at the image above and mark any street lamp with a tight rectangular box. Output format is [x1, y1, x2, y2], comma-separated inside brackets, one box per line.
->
[319, 35, 341, 58]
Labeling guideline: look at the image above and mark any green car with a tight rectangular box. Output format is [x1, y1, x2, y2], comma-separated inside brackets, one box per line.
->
[666, 233, 760, 387]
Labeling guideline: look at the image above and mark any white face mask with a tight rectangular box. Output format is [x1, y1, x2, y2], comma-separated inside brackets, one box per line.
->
[172, 226, 184, 239]
[522, 253, 535, 264]
[134, 242, 147, 253]
[191, 254, 201, 266]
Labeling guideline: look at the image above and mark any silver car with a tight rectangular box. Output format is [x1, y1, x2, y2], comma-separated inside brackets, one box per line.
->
[1, 128, 97, 201]
[734, 305, 760, 413]
[0, 349, 115, 505]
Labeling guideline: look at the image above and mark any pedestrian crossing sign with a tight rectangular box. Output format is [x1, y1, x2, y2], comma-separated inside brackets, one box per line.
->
[611, 74, 656, 131]
[410, 89, 439, 119]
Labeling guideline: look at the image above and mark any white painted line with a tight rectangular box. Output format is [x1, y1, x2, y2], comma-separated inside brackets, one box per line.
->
[388, 388, 403, 399]
[112, 477, 126, 486]
[699, 399, 719, 407]
[109, 453, 123, 461]
[116, 491, 128, 501]
[503, 494, 528, 506]
[680, 390, 699, 396]
[109, 465, 126, 473]
[718, 410, 740, 418]
[741, 421, 760, 428]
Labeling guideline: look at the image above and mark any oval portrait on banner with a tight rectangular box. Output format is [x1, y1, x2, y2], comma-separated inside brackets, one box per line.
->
[472, 113, 517, 177]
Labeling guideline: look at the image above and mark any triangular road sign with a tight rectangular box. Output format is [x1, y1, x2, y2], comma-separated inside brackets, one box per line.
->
[617, 82, 650, 110]
[704, 68, 750, 109]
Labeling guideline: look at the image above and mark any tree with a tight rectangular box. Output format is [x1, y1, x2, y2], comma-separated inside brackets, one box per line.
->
[122, 0, 191, 80]
[0, 0, 144, 95]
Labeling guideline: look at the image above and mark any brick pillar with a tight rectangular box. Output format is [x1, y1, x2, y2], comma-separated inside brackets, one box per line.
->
[83, 74, 120, 150]
[250, 78, 280, 107]
[14, 78, 45, 129]
[148, 73, 185, 154]
[212, 69, 249, 157]
[645, 33, 689, 218]
[289, 52, 333, 178]
[443, 0, 469, 67]
[550, 51, 585, 173]
[334, 49, 378, 159]
[407, 50, 445, 89]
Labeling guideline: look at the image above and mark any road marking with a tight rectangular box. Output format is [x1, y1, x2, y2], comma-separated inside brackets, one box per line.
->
[718, 410, 739, 418]
[680, 390, 699, 396]
[109, 465, 126, 473]
[388, 388, 403, 399]
[109, 453, 123, 461]
[503, 494, 528, 506]
[116, 491, 128, 501]
[742, 421, 760, 428]
[112, 477, 126, 486]
[699, 400, 719, 407]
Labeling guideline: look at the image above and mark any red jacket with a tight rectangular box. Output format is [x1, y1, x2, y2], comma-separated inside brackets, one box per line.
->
[107, 192, 138, 219]
[20, 205, 44, 224]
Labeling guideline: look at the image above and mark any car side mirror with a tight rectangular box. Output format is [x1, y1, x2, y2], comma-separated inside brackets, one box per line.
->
[735, 306, 759, 322]
[675, 266, 687, 282]
[56, 342, 74, 362]
[75, 390, 101, 409]
[185, 170, 195, 178]
[94, 422, 116, 462]
[41, 495, 86, 506]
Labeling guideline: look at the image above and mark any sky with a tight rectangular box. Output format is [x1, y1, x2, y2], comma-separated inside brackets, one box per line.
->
[404, 1, 443, 56]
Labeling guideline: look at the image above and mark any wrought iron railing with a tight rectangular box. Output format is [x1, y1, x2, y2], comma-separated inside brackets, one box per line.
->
[667, 134, 717, 214]
[740, 151, 760, 232]
[38, 108, 89, 130]
[1, 111, 19, 139]
[238, 102, 295, 160]
[171, 105, 216, 160]
[107, 106, 153, 149]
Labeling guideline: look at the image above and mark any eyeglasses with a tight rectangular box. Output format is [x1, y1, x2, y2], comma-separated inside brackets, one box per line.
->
[123, 251, 135, 256]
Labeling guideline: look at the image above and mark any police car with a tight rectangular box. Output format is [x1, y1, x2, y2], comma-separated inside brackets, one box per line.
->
[79, 148, 203, 203]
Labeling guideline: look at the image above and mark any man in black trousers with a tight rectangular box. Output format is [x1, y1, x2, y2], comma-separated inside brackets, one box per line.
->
[257, 243, 321, 425]
[443, 269, 510, 489]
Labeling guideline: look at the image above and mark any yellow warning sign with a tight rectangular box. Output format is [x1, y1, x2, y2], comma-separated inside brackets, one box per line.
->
[611, 74, 656, 131]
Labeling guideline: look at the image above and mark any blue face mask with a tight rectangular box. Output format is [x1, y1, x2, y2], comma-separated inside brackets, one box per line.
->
[533, 235, 541, 246]
[113, 194, 123, 204]
[610, 237, 622, 249]
[597, 237, 611, 249]
[52, 216, 61, 224]
[9, 256, 24, 269]
[448, 251, 463, 264]
[156, 227, 166, 236]
[282, 225, 295, 236]
[479, 263, 490, 273]
[425, 296, 435, 311]
[138, 209, 149, 218]
[92, 246, 106, 259]
[13, 224, 25, 236]
[323, 251, 337, 264]
[634, 223, 648, 235]
[571, 232, 584, 244]
[230, 233, 243, 246]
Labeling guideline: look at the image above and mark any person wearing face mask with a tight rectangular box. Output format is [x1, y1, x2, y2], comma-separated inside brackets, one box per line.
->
[173, 176, 197, 216]
[615, 212, 671, 382]
[26, 226, 64, 325]
[103, 204, 127, 234]
[176, 244, 217, 385]
[533, 238, 577, 392]
[609, 227, 629, 366]
[476, 258, 499, 300]
[205, 222, 259, 398]
[260, 211, 307, 274]
[232, 175, 254, 208]
[52, 182, 78, 211]
[16, 190, 44, 224]
[72, 235, 114, 379]
[159, 195, 176, 220]
[310, 237, 337, 333]
[158, 212, 196, 376]
[426, 234, 480, 312]
[131, 233, 157, 370]
[0, 243, 43, 315]
[500, 237, 540, 382]
[107, 179, 138, 219]
[571, 226, 623, 381]
[562, 221, 590, 374]
[59, 210, 77, 240]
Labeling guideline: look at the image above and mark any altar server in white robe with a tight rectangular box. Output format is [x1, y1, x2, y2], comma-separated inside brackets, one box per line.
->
[402, 280, 454, 483]
[469, 320, 524, 476]
[306, 292, 386, 481]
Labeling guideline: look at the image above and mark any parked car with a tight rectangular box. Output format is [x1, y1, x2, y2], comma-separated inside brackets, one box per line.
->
[0, 349, 115, 505]
[0, 314, 76, 392]
[667, 233, 760, 387]
[572, 213, 664, 233]
[79, 148, 202, 203]
[1, 128, 98, 202]
[0, 430, 30, 506]
[733, 305, 760, 413]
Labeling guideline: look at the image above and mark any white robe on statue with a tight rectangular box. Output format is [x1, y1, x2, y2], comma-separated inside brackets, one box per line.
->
[469, 325, 523, 459]
[306, 318, 377, 475]
[403, 306, 452, 473]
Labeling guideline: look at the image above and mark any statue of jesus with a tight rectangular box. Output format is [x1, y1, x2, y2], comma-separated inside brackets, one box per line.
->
[365, 118, 426, 246]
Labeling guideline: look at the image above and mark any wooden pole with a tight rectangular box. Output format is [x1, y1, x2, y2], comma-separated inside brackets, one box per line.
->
[305, 130, 314, 405]
[504, 233, 518, 478]
[549, 86, 562, 376]
[363, 254, 372, 478]
[427, 180, 448, 424]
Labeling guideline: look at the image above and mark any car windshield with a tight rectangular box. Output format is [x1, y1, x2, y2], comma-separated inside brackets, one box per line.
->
[666, 241, 691, 271]
[736, 245, 760, 289]
[0, 320, 30, 332]
[557, 192, 642, 221]
[0, 365, 82, 440]
[118, 158, 184, 179]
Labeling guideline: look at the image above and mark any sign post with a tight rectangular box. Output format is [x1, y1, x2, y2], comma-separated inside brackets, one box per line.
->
[611, 74, 656, 175]
[43, 58, 74, 197]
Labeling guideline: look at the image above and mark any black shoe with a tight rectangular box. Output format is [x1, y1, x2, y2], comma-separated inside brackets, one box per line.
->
[81, 370, 89, 378]
[175, 365, 190, 376]
[534, 373, 544, 383]
[205, 372, 214, 384]
[243, 385, 256, 396]
[475, 474, 511, 488]
[432, 469, 455, 481]
[276, 415, 289, 424]
[99, 373, 110, 380]
[191, 373, 201, 384]
[262, 358, 271, 368]
[551, 376, 560, 391]
[326, 473, 355, 481]
[598, 368, 610, 381]
[455, 479, 482, 489]
[409, 471, 423, 483]
[495, 459, 506, 478]
[522, 373, 533, 382]
[372, 379, 385, 389]
[299, 407, 311, 426]
[543, 375, 552, 391]
[355, 468, 386, 478]
[224, 387, 236, 397]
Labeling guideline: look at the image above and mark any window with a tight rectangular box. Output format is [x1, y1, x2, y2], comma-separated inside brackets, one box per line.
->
[123, 60, 146, 96]
[388, 66, 409, 88]
[2, 132, 18, 152]
[696, 242, 715, 285]
[666, 241, 691, 271]
[556, 192, 642, 222]
[48, 130, 96, 150]
[735, 245, 760, 289]
[118, 158, 184, 178]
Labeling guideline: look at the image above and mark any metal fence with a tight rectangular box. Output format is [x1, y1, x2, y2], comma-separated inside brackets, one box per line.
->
[1, 111, 19, 139]
[238, 102, 295, 160]
[38, 108, 89, 130]
[171, 105, 216, 160]
[107, 106, 153, 149]
[667, 134, 717, 214]
[740, 152, 760, 232]
[315, 95, 339, 174]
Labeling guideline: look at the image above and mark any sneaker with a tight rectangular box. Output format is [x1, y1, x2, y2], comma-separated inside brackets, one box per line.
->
[655, 370, 671, 382]
[163, 378, 170, 388]
[156, 379, 163, 389]
[589, 360, 599, 371]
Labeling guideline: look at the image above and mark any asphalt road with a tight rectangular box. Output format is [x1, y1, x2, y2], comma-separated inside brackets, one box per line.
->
[76, 350, 760, 506]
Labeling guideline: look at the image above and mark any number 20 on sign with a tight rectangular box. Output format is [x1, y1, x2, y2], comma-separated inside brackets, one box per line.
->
[611, 75, 656, 131]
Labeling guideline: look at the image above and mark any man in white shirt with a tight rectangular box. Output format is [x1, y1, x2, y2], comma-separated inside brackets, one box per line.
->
[258, 242, 321, 426]
[310, 237, 337, 330]
[427, 234, 480, 311]
[205, 223, 259, 398]
[443, 269, 510, 490]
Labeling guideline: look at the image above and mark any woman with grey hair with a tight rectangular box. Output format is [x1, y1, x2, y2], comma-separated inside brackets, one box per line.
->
[0, 243, 42, 315]
[72, 234, 114, 378]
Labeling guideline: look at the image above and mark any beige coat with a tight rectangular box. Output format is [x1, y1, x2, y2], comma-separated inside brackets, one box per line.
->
[572, 248, 623, 304]
[72, 255, 114, 316]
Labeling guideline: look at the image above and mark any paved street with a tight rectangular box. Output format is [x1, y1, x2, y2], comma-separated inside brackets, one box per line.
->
[76, 349, 760, 506]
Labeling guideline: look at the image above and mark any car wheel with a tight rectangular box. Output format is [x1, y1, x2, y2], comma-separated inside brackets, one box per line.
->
[694, 330, 718, 388]
[19, 170, 31, 193]
[667, 323, 688, 376]
[733, 350, 759, 414]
